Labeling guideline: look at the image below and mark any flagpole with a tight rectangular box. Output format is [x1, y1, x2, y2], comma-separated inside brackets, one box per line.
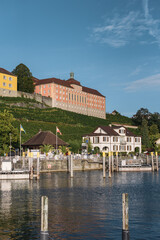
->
[20, 124, 21, 159]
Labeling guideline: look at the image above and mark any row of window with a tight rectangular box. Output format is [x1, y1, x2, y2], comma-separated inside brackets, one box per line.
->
[91, 136, 140, 143]
[3, 75, 12, 81]
[3, 82, 12, 88]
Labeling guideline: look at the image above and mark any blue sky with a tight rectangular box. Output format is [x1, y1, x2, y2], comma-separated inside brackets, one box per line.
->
[1, 0, 160, 117]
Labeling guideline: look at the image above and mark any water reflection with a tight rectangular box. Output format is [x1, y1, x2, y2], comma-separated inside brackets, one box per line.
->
[0, 171, 160, 239]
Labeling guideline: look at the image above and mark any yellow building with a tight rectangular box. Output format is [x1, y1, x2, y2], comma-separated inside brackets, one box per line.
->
[0, 68, 17, 92]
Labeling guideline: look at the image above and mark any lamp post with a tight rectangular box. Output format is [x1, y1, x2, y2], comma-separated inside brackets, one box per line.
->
[9, 133, 12, 161]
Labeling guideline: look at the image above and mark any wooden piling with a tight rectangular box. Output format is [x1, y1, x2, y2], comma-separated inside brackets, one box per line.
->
[70, 153, 73, 178]
[37, 155, 40, 180]
[103, 152, 106, 178]
[68, 151, 71, 173]
[156, 152, 159, 171]
[111, 152, 114, 172]
[108, 152, 112, 178]
[151, 152, 154, 171]
[116, 152, 119, 172]
[41, 196, 49, 240]
[122, 193, 129, 240]
[30, 158, 33, 180]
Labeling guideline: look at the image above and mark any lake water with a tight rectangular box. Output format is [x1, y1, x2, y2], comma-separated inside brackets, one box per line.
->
[0, 170, 160, 239]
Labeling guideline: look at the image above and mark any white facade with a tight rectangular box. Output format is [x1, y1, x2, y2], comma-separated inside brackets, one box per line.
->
[83, 126, 141, 153]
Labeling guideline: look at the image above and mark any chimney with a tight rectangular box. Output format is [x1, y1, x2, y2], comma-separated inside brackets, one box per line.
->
[70, 72, 74, 79]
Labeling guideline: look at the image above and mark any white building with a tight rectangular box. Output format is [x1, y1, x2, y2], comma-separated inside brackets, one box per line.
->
[83, 125, 141, 153]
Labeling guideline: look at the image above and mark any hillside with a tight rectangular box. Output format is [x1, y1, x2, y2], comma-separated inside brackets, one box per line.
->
[0, 96, 135, 151]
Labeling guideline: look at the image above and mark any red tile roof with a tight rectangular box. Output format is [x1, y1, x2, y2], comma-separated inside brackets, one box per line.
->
[0, 68, 15, 76]
[22, 130, 67, 148]
[35, 76, 105, 97]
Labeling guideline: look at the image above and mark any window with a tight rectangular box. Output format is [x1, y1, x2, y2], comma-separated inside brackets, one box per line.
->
[127, 137, 131, 142]
[44, 90, 46, 94]
[74, 95, 76, 101]
[72, 94, 73, 100]
[80, 96, 81, 102]
[94, 137, 99, 143]
[3, 82, 6, 86]
[113, 137, 118, 142]
[69, 93, 70, 100]
[3, 75, 6, 80]
[39, 86, 41, 90]
[135, 137, 140, 142]
[9, 84, 12, 88]
[44, 85, 46, 88]
[9, 77, 12, 81]
[103, 137, 106, 142]
[77, 95, 78, 102]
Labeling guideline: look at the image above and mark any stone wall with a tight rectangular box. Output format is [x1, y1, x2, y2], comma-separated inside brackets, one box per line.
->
[40, 159, 102, 172]
[0, 88, 17, 97]
[17, 91, 52, 107]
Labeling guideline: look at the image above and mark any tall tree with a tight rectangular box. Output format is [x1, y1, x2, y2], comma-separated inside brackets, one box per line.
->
[149, 124, 159, 135]
[141, 119, 150, 149]
[12, 63, 35, 93]
[0, 110, 18, 153]
[133, 108, 151, 126]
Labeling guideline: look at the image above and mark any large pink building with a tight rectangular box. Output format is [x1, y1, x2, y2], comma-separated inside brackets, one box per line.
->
[34, 73, 106, 119]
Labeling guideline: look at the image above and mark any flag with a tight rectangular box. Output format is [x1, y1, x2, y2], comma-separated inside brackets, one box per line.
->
[56, 126, 62, 135]
[20, 124, 26, 133]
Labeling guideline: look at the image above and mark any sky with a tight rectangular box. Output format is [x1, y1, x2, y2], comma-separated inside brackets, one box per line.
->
[0, 0, 160, 117]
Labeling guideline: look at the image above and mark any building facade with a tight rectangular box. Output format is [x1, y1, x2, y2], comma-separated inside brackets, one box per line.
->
[83, 125, 141, 153]
[0, 68, 17, 97]
[34, 73, 106, 119]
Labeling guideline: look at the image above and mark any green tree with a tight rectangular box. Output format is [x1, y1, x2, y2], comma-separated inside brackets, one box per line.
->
[141, 119, 150, 149]
[12, 63, 35, 93]
[133, 108, 151, 125]
[149, 124, 159, 135]
[0, 110, 18, 152]
[40, 144, 54, 155]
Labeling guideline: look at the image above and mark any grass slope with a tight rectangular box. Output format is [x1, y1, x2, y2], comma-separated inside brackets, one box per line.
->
[0, 96, 135, 150]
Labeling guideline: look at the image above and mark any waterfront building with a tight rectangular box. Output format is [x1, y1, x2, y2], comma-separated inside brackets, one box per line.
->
[0, 68, 17, 97]
[34, 72, 106, 119]
[83, 125, 141, 153]
[22, 130, 67, 150]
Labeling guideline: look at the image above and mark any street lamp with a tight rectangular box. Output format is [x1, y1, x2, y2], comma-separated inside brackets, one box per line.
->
[9, 133, 12, 161]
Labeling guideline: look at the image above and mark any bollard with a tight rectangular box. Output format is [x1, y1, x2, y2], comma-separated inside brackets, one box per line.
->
[111, 152, 114, 172]
[37, 155, 40, 180]
[155, 152, 159, 171]
[30, 158, 33, 180]
[41, 196, 49, 240]
[68, 151, 71, 173]
[103, 152, 106, 178]
[70, 154, 73, 178]
[151, 152, 154, 171]
[122, 193, 129, 240]
[108, 152, 112, 178]
[116, 152, 119, 172]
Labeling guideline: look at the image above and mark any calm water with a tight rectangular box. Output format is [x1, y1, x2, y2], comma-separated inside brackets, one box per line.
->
[0, 171, 160, 239]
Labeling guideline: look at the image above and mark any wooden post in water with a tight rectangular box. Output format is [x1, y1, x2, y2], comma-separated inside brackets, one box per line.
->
[70, 153, 73, 178]
[41, 196, 49, 240]
[103, 152, 106, 178]
[111, 152, 114, 172]
[30, 157, 33, 180]
[156, 152, 159, 171]
[122, 193, 129, 240]
[116, 152, 119, 172]
[37, 152, 40, 180]
[151, 152, 154, 171]
[108, 152, 112, 178]
[68, 151, 71, 173]
[146, 154, 149, 165]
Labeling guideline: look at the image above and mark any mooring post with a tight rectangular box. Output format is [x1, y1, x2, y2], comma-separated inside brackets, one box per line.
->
[103, 152, 106, 178]
[41, 196, 49, 240]
[116, 152, 119, 172]
[111, 152, 114, 172]
[37, 152, 40, 180]
[108, 152, 112, 178]
[30, 158, 33, 180]
[122, 193, 129, 240]
[156, 152, 159, 171]
[146, 154, 149, 165]
[70, 153, 73, 178]
[68, 151, 71, 173]
[151, 152, 154, 171]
